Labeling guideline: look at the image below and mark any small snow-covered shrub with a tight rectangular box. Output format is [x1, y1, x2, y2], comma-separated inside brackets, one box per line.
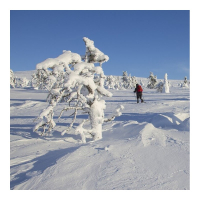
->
[16, 77, 30, 88]
[181, 76, 189, 88]
[34, 37, 124, 142]
[155, 81, 164, 93]
[32, 69, 52, 90]
[105, 75, 117, 89]
[10, 69, 16, 88]
[114, 76, 123, 90]
[140, 79, 145, 87]
[155, 73, 170, 93]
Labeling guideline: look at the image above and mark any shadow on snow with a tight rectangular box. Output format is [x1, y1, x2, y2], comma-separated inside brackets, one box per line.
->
[10, 146, 80, 189]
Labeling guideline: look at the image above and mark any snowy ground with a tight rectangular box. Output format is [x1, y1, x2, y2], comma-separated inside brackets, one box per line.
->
[10, 77, 190, 191]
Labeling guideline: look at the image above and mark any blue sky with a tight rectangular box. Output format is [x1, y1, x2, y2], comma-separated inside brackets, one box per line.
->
[10, 10, 189, 80]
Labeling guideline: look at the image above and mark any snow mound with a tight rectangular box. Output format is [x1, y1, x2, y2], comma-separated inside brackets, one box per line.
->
[179, 117, 190, 131]
[140, 123, 167, 147]
[105, 121, 143, 141]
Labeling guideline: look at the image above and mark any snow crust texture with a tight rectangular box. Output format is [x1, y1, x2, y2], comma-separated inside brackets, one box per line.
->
[10, 74, 190, 190]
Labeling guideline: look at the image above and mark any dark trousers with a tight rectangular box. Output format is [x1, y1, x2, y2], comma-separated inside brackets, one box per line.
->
[136, 92, 143, 103]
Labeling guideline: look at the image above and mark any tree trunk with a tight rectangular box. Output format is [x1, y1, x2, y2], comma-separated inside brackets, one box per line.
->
[89, 99, 106, 141]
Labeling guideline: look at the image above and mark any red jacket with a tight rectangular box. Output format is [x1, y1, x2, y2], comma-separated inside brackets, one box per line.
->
[134, 84, 143, 93]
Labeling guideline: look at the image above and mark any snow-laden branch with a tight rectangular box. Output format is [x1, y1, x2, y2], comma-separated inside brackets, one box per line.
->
[96, 86, 113, 97]
[33, 104, 56, 135]
[36, 51, 81, 70]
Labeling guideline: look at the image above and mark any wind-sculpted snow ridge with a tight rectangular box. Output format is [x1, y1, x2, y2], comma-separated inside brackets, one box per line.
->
[10, 79, 190, 190]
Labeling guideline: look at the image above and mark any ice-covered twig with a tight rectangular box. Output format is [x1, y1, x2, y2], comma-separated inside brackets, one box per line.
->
[58, 106, 83, 119]
[75, 120, 88, 143]
[104, 105, 124, 122]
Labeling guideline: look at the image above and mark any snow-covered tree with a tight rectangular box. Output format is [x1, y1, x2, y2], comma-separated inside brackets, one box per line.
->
[130, 76, 137, 89]
[10, 69, 16, 88]
[140, 79, 145, 87]
[122, 71, 128, 82]
[181, 76, 189, 88]
[105, 75, 116, 89]
[105, 75, 122, 90]
[147, 72, 157, 89]
[162, 73, 170, 93]
[114, 76, 122, 90]
[122, 71, 137, 89]
[34, 37, 124, 143]
[122, 71, 130, 88]
[32, 68, 52, 90]
[16, 77, 30, 88]
[155, 73, 170, 93]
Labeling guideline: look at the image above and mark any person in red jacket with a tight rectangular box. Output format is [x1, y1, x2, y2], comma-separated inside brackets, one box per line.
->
[134, 84, 144, 103]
